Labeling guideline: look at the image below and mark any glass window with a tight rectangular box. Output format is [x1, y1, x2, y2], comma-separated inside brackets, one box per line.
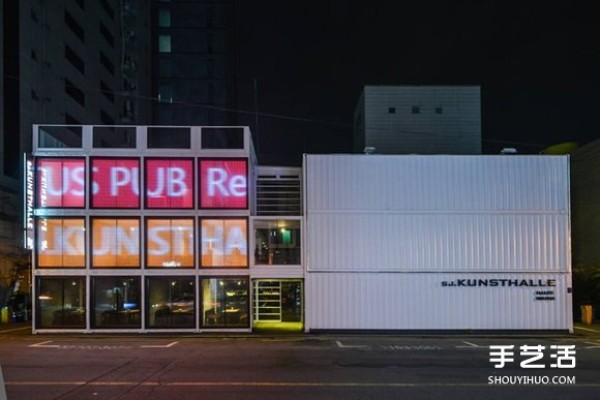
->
[158, 35, 171, 53]
[37, 277, 86, 328]
[91, 218, 140, 268]
[91, 158, 140, 208]
[145, 159, 194, 209]
[158, 84, 173, 103]
[158, 9, 171, 27]
[93, 126, 136, 148]
[147, 127, 191, 149]
[201, 127, 244, 149]
[146, 218, 194, 268]
[36, 158, 85, 208]
[201, 219, 247, 267]
[92, 277, 140, 329]
[147, 277, 195, 329]
[202, 278, 248, 328]
[38, 125, 82, 148]
[254, 220, 301, 265]
[37, 218, 85, 268]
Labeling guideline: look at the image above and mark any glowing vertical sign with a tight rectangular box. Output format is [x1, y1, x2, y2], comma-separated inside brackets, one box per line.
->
[24, 155, 34, 249]
[200, 159, 248, 209]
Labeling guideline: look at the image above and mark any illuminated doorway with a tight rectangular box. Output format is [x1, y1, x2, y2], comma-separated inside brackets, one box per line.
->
[252, 279, 303, 331]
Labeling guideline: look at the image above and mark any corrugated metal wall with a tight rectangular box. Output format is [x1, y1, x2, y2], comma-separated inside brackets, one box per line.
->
[306, 273, 571, 330]
[304, 155, 572, 331]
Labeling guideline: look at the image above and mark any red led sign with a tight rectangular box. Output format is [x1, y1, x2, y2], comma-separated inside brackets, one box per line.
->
[91, 158, 140, 208]
[200, 159, 248, 209]
[146, 159, 193, 208]
[36, 158, 85, 208]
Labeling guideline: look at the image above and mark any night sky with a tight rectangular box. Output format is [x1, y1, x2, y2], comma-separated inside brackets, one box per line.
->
[234, 2, 599, 165]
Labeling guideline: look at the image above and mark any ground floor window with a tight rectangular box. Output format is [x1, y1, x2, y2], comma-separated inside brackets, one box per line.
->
[36, 277, 86, 328]
[91, 277, 141, 329]
[201, 277, 249, 327]
[147, 277, 195, 329]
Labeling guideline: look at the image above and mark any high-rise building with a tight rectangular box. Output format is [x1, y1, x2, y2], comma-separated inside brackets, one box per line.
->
[354, 85, 481, 155]
[151, 0, 237, 127]
[0, 0, 152, 307]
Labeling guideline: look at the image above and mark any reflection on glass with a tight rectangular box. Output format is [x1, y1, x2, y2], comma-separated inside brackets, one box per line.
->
[202, 278, 248, 327]
[37, 277, 86, 328]
[147, 277, 195, 329]
[254, 220, 300, 265]
[92, 277, 140, 328]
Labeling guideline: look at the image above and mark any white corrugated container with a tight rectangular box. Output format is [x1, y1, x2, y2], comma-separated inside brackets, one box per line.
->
[304, 154, 572, 331]
[306, 273, 571, 330]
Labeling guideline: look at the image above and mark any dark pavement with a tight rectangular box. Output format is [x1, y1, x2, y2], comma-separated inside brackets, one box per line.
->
[0, 323, 599, 400]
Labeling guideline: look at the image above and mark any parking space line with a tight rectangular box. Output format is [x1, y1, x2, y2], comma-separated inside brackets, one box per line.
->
[29, 341, 60, 348]
[140, 341, 179, 348]
[575, 326, 600, 333]
[456, 341, 482, 349]
[0, 326, 30, 334]
[335, 340, 368, 349]
[0, 364, 7, 400]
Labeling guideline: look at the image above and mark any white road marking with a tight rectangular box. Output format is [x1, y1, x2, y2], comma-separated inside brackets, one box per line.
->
[456, 341, 482, 349]
[335, 340, 368, 349]
[29, 341, 61, 348]
[0, 364, 7, 400]
[140, 341, 179, 348]
[574, 326, 600, 333]
[0, 326, 30, 333]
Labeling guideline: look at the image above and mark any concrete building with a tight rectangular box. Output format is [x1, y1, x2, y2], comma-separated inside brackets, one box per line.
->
[354, 85, 481, 155]
[0, 0, 152, 309]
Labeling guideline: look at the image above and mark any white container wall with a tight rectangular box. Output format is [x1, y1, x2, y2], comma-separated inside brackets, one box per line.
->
[304, 155, 572, 331]
[305, 273, 571, 330]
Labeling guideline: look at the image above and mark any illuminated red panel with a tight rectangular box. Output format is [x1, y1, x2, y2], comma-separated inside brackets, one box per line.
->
[200, 159, 248, 209]
[146, 159, 193, 208]
[91, 158, 140, 208]
[36, 158, 85, 208]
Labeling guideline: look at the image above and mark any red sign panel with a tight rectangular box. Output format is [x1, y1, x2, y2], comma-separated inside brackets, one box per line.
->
[200, 159, 248, 209]
[146, 159, 194, 208]
[36, 158, 85, 208]
[91, 158, 140, 208]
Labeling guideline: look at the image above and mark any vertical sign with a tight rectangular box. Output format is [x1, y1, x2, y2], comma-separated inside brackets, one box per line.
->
[24, 155, 34, 249]
[200, 159, 248, 209]
[91, 158, 140, 208]
[146, 159, 194, 208]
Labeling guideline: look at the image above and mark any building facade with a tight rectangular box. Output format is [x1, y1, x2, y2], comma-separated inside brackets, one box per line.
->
[30, 125, 302, 332]
[29, 125, 572, 333]
[354, 85, 481, 155]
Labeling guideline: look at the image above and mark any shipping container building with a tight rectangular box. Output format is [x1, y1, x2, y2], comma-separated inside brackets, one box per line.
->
[28, 126, 572, 333]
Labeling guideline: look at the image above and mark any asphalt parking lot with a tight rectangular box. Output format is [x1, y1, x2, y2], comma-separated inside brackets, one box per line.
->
[1, 323, 599, 400]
